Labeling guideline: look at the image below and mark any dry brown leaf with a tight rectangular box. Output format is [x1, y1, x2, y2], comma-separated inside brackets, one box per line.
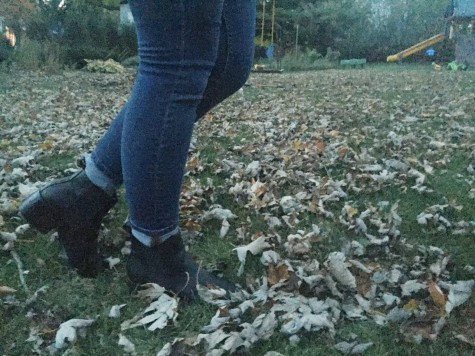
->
[315, 140, 326, 153]
[0, 286, 17, 295]
[338, 146, 349, 159]
[403, 299, 419, 312]
[428, 282, 446, 308]
[184, 219, 202, 232]
[293, 139, 305, 151]
[267, 263, 290, 285]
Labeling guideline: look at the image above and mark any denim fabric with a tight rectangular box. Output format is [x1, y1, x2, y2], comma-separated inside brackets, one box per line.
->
[87, 0, 256, 245]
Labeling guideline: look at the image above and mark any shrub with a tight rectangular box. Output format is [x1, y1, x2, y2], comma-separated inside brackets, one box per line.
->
[118, 25, 138, 59]
[13, 37, 64, 73]
[17, 0, 138, 69]
[325, 47, 341, 62]
[280, 50, 336, 71]
[0, 41, 14, 63]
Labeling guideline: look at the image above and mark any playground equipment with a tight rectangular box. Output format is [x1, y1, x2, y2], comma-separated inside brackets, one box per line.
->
[386, 33, 445, 62]
[387, 0, 474, 64]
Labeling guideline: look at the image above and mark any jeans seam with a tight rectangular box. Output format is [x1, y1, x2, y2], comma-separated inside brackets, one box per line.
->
[148, 0, 185, 237]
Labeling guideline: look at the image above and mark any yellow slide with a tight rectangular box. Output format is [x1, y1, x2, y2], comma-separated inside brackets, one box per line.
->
[387, 33, 445, 62]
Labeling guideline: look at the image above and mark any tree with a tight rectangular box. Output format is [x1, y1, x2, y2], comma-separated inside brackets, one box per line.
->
[257, 0, 451, 61]
[0, 0, 36, 32]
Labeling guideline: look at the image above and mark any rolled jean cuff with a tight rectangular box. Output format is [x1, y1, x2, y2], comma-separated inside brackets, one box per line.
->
[85, 155, 119, 196]
[130, 222, 180, 247]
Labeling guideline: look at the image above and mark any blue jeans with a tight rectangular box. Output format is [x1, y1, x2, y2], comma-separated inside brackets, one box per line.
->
[85, 0, 256, 246]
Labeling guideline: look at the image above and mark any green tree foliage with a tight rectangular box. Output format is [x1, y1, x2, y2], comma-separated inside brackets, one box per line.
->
[4, 0, 455, 67]
[21, 0, 136, 66]
[0, 0, 36, 32]
[258, 0, 452, 61]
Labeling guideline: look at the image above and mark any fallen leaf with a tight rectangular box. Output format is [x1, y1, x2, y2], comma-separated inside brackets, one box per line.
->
[445, 280, 474, 314]
[109, 304, 127, 318]
[0, 286, 17, 296]
[202, 206, 237, 222]
[122, 293, 178, 331]
[118, 334, 136, 355]
[54, 318, 95, 349]
[401, 280, 426, 297]
[253, 312, 277, 340]
[428, 282, 446, 308]
[136, 283, 166, 300]
[234, 236, 271, 276]
[105, 257, 120, 269]
[334, 341, 374, 354]
[454, 334, 475, 347]
[0, 231, 17, 242]
[338, 146, 349, 159]
[197, 285, 229, 306]
[267, 263, 290, 285]
[326, 252, 357, 289]
[260, 250, 281, 266]
[220, 219, 230, 238]
[403, 299, 419, 313]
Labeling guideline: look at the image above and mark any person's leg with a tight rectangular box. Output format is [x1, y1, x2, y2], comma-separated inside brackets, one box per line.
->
[21, 0, 256, 284]
[85, 105, 127, 193]
[123, 0, 256, 300]
[86, 0, 256, 190]
[121, 0, 224, 243]
[196, 0, 256, 119]
[121, 0, 230, 300]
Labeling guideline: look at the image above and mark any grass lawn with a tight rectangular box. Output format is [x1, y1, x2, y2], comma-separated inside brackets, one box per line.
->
[1, 65, 474, 355]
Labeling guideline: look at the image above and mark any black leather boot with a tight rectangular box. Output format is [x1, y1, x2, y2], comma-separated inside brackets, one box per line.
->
[19, 170, 117, 277]
[126, 233, 236, 301]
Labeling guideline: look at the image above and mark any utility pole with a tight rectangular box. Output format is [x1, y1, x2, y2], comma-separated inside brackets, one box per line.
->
[295, 23, 299, 53]
[271, 0, 276, 43]
[261, 0, 266, 46]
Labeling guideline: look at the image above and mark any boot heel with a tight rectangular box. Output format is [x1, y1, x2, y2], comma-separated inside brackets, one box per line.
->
[19, 192, 59, 234]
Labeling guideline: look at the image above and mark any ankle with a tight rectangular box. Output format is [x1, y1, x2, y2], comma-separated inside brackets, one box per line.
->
[84, 155, 118, 197]
[130, 226, 179, 247]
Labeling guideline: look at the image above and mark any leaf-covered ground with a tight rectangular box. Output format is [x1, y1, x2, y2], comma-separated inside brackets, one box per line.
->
[1, 66, 475, 355]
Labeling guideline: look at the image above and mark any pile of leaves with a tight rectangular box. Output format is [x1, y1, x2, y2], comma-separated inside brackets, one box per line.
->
[1, 67, 475, 354]
[83, 59, 125, 73]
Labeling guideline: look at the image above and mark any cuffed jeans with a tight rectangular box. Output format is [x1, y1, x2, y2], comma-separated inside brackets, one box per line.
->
[85, 0, 256, 246]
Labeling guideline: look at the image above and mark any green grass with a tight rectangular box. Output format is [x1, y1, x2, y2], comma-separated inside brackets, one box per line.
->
[2, 66, 475, 355]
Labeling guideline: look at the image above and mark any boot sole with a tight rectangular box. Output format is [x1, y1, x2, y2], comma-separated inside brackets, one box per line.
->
[19, 191, 60, 234]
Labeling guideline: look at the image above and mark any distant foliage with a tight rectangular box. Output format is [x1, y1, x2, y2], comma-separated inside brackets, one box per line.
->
[13, 0, 137, 69]
[280, 49, 336, 71]
[258, 0, 452, 62]
[13, 37, 65, 73]
[4, 0, 456, 70]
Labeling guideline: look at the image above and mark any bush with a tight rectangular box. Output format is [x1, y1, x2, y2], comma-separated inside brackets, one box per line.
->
[0, 41, 14, 63]
[325, 47, 341, 62]
[118, 25, 138, 59]
[0, 65, 5, 88]
[17, 0, 138, 69]
[13, 37, 64, 73]
[60, 4, 136, 65]
[280, 50, 336, 71]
